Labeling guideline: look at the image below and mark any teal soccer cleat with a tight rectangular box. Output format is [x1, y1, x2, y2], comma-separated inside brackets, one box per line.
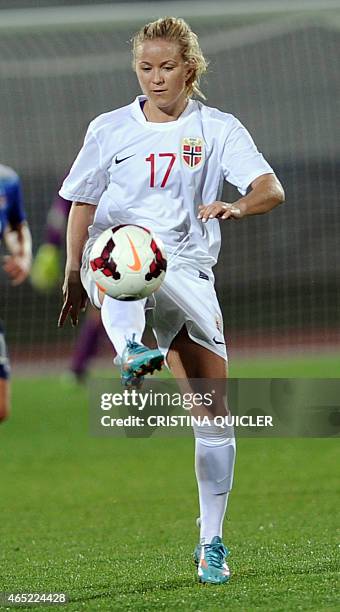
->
[194, 536, 231, 585]
[121, 334, 164, 387]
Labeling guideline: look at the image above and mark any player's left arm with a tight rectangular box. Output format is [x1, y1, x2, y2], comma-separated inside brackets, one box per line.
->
[3, 221, 33, 285]
[198, 173, 285, 222]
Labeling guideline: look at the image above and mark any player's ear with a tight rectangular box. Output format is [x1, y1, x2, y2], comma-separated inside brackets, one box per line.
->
[185, 60, 195, 81]
[185, 65, 195, 92]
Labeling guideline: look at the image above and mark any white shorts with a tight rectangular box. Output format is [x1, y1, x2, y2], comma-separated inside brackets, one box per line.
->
[151, 261, 227, 360]
[81, 241, 227, 361]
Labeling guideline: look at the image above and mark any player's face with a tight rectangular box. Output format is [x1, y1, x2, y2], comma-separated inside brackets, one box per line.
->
[135, 39, 192, 116]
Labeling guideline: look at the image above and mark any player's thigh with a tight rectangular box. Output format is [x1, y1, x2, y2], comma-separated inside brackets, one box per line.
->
[80, 238, 101, 308]
[167, 327, 228, 417]
[167, 326, 228, 379]
[0, 378, 10, 421]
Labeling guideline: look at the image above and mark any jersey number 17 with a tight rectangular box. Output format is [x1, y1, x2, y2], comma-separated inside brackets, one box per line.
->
[145, 153, 176, 188]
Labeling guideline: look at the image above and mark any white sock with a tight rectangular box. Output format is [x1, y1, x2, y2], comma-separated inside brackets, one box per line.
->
[100, 297, 146, 357]
[193, 422, 236, 544]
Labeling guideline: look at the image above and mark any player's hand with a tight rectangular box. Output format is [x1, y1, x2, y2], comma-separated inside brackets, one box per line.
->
[2, 254, 31, 286]
[58, 270, 87, 328]
[197, 201, 246, 223]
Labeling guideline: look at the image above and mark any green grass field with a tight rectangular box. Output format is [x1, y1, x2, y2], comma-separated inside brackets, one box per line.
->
[0, 355, 339, 611]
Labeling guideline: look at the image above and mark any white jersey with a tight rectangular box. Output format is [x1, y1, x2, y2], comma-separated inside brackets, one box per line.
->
[60, 95, 273, 267]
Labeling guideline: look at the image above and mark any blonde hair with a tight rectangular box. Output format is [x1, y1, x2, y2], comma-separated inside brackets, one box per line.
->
[132, 17, 208, 99]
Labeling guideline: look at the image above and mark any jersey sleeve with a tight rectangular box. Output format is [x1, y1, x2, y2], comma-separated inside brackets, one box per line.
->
[220, 118, 274, 195]
[6, 176, 26, 228]
[59, 124, 108, 205]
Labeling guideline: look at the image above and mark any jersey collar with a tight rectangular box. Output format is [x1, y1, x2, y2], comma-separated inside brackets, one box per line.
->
[131, 95, 195, 129]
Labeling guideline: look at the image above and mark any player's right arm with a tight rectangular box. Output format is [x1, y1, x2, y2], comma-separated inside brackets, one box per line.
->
[58, 202, 95, 328]
[57, 119, 109, 326]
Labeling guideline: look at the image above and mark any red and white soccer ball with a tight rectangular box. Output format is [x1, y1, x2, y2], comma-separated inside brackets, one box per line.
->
[89, 224, 167, 300]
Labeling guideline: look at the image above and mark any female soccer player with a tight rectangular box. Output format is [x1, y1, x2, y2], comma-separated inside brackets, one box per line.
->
[58, 17, 284, 584]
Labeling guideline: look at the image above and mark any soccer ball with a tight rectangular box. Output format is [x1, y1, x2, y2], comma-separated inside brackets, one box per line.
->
[89, 224, 167, 300]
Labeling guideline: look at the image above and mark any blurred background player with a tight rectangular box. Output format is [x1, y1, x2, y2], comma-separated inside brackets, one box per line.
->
[31, 189, 105, 382]
[0, 163, 32, 421]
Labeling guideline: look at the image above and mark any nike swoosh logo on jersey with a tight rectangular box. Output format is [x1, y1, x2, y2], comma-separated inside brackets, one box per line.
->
[115, 154, 135, 164]
[213, 336, 225, 345]
[126, 235, 142, 272]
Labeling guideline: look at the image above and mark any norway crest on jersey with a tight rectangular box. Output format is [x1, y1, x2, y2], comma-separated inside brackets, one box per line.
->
[181, 137, 204, 169]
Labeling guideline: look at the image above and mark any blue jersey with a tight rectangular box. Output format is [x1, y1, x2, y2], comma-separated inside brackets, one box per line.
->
[0, 164, 26, 243]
